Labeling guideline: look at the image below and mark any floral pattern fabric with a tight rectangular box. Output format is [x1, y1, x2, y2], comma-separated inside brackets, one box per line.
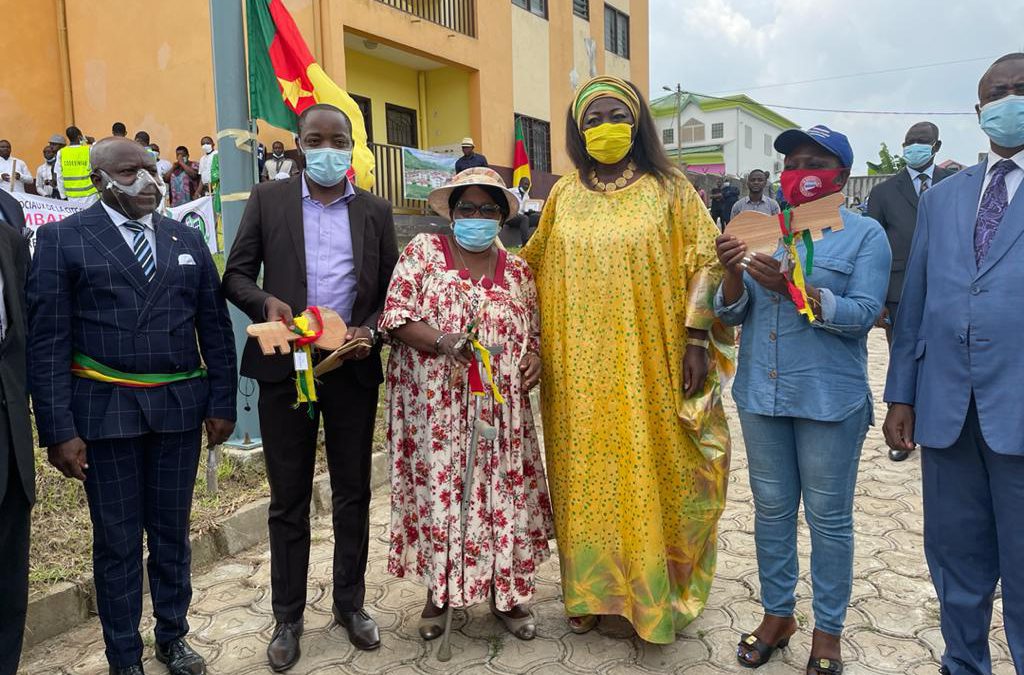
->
[380, 233, 554, 612]
[521, 172, 735, 644]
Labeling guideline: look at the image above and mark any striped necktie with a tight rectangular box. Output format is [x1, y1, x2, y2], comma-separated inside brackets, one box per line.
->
[123, 220, 156, 281]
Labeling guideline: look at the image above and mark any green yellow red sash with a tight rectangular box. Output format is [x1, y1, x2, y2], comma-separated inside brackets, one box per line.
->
[71, 352, 206, 388]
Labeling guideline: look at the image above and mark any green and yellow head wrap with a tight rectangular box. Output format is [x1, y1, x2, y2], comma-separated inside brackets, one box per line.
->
[572, 76, 642, 129]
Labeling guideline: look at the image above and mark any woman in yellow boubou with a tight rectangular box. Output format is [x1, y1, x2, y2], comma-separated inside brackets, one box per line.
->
[520, 76, 735, 643]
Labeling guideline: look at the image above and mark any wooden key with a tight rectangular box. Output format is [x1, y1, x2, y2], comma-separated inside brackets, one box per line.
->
[246, 307, 349, 356]
[725, 193, 846, 253]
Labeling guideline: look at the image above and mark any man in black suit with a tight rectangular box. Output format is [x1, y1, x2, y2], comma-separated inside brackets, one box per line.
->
[867, 121, 952, 461]
[0, 188, 27, 233]
[0, 190, 33, 675]
[222, 104, 399, 672]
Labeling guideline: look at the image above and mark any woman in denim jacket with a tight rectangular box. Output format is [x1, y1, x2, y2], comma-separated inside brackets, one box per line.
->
[714, 125, 891, 675]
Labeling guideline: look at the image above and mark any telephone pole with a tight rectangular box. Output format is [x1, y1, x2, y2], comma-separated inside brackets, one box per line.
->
[663, 83, 684, 168]
[209, 0, 261, 448]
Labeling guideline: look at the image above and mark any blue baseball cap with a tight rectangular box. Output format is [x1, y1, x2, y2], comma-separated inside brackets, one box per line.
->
[774, 125, 854, 168]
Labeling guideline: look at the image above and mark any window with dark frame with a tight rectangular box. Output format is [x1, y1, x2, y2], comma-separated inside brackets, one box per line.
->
[573, 0, 589, 19]
[515, 114, 552, 173]
[662, 127, 675, 145]
[711, 122, 724, 139]
[385, 103, 418, 148]
[604, 5, 629, 58]
[512, 0, 548, 19]
[351, 94, 374, 143]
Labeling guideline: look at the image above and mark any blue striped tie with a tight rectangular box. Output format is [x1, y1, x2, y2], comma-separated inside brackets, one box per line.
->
[123, 220, 156, 281]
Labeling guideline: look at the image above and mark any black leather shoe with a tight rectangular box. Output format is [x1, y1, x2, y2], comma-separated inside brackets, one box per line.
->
[267, 620, 303, 673]
[155, 638, 206, 675]
[109, 664, 145, 675]
[889, 448, 910, 462]
[333, 606, 381, 651]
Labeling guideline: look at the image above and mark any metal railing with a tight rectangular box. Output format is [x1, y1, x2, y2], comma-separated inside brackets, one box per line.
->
[374, 0, 477, 38]
[370, 143, 427, 212]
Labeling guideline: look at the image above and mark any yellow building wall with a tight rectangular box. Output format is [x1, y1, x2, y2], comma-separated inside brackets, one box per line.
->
[629, 0, 650, 99]
[548, 0, 576, 175]
[1, 0, 648, 191]
[511, 8, 552, 123]
[423, 69, 472, 150]
[0, 1, 68, 165]
[344, 49, 420, 145]
[61, 0, 217, 156]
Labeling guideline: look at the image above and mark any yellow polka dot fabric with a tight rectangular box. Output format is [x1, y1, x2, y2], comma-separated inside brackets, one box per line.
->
[521, 171, 735, 644]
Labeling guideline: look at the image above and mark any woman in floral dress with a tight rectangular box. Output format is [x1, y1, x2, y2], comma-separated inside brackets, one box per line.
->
[380, 168, 553, 642]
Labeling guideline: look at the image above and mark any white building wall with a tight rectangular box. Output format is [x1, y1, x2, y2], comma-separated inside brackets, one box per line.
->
[736, 109, 786, 178]
[654, 102, 789, 177]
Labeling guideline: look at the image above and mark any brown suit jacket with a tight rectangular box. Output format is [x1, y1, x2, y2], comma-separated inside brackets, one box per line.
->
[221, 175, 399, 387]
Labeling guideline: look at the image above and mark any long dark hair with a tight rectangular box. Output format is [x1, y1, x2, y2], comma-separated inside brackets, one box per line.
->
[565, 79, 678, 184]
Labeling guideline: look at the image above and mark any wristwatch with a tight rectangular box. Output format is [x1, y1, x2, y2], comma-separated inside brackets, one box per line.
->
[363, 326, 379, 346]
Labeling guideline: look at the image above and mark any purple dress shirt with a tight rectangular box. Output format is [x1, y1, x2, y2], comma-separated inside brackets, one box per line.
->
[302, 176, 358, 322]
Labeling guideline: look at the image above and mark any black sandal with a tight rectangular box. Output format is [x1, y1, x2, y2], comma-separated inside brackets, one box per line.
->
[807, 656, 844, 674]
[736, 632, 791, 669]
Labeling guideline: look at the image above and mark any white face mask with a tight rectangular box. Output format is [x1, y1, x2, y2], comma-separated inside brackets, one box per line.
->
[202, 143, 213, 154]
[100, 168, 158, 196]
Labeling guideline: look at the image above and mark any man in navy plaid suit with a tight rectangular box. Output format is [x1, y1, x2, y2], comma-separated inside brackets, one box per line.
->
[27, 138, 237, 675]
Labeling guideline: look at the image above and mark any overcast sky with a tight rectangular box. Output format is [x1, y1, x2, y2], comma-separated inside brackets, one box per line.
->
[648, 0, 1024, 174]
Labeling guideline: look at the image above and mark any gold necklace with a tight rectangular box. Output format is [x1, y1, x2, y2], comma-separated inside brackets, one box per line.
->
[589, 160, 637, 192]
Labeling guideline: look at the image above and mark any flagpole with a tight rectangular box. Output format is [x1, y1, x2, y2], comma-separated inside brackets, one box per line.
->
[210, 0, 262, 450]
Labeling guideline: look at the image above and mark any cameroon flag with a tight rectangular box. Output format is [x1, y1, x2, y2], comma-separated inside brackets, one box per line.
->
[246, 0, 375, 189]
[512, 117, 531, 188]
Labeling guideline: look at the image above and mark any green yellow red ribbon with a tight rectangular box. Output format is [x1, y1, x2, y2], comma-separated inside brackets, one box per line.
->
[778, 209, 816, 323]
[469, 338, 505, 405]
[289, 308, 324, 415]
[71, 352, 206, 387]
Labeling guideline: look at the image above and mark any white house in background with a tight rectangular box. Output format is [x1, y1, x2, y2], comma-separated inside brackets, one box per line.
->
[650, 92, 798, 178]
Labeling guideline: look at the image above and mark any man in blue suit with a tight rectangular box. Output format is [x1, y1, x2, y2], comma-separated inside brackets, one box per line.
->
[28, 138, 237, 675]
[884, 53, 1024, 675]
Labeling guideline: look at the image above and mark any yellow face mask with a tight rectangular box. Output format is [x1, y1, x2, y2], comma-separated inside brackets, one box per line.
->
[583, 123, 634, 165]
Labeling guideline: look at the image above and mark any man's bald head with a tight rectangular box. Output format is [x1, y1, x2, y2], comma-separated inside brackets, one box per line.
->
[90, 137, 161, 218]
[90, 136, 157, 173]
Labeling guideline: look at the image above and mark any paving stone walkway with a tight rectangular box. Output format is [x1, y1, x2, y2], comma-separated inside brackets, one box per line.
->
[20, 333, 1014, 674]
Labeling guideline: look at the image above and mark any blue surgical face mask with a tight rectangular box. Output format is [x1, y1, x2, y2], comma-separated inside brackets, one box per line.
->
[453, 218, 500, 253]
[302, 147, 352, 187]
[980, 95, 1024, 149]
[902, 143, 935, 169]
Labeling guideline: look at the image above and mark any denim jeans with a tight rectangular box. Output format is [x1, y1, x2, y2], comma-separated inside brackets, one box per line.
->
[738, 402, 871, 635]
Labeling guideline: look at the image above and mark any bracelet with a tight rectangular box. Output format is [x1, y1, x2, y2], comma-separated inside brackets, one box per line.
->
[433, 333, 447, 354]
[686, 337, 710, 349]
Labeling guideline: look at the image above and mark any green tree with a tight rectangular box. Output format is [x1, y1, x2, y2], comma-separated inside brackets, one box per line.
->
[866, 142, 906, 175]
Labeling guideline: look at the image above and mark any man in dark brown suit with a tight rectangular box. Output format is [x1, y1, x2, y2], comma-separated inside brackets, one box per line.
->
[222, 104, 398, 672]
[0, 189, 33, 675]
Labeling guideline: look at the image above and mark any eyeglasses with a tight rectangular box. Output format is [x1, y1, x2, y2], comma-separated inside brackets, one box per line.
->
[454, 201, 502, 218]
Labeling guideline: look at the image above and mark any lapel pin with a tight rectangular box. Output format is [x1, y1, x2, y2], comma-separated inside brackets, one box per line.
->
[171, 235, 178, 241]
